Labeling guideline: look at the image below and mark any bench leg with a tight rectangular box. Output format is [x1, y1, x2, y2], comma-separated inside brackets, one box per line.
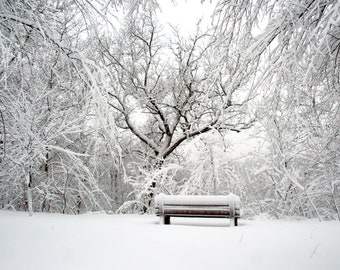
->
[234, 217, 238, 226]
[164, 216, 170, 225]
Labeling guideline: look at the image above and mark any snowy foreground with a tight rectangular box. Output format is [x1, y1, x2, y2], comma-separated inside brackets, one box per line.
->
[1, 211, 339, 270]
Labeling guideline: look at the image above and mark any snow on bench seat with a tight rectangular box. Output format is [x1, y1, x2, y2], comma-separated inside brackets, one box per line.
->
[155, 193, 241, 226]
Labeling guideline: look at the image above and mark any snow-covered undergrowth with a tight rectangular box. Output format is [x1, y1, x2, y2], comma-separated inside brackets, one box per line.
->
[0, 211, 339, 270]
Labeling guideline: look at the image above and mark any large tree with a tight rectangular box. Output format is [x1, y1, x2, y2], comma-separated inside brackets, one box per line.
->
[0, 0, 122, 214]
[100, 2, 255, 165]
[97, 2, 256, 210]
[214, 0, 339, 219]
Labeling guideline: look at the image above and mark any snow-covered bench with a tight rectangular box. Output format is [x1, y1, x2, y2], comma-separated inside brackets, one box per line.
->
[155, 193, 241, 226]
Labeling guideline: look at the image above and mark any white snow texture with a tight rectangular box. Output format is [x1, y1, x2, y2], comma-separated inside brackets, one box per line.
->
[0, 211, 339, 270]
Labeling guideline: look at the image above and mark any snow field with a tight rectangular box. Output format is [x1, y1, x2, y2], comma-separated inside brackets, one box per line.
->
[0, 211, 339, 270]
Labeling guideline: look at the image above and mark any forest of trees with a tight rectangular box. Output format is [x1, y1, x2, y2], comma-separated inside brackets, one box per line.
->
[0, 0, 339, 220]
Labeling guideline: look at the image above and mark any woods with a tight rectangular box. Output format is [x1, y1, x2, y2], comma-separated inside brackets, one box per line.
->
[0, 0, 339, 219]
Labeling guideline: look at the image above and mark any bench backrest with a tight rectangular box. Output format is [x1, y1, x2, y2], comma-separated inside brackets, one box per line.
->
[155, 193, 241, 217]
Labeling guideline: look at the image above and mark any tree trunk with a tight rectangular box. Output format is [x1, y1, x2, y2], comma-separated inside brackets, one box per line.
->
[26, 173, 33, 216]
[143, 158, 163, 213]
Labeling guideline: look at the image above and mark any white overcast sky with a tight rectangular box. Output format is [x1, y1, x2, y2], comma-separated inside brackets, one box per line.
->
[157, 0, 216, 35]
[110, 1, 216, 36]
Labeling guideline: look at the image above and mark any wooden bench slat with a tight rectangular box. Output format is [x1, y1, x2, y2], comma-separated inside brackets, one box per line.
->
[164, 208, 231, 216]
[162, 205, 231, 210]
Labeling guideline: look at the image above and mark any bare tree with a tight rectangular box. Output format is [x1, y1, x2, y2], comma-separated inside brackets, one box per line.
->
[214, 0, 339, 219]
[0, 0, 122, 214]
[97, 2, 255, 211]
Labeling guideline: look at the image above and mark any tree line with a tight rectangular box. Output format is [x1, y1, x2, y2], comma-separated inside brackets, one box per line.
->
[0, 0, 339, 219]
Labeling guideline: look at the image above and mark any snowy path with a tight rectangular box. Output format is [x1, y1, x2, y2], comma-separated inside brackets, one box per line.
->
[0, 211, 339, 270]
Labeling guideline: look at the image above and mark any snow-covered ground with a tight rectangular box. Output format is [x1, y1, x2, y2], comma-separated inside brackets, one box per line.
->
[0, 211, 339, 270]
